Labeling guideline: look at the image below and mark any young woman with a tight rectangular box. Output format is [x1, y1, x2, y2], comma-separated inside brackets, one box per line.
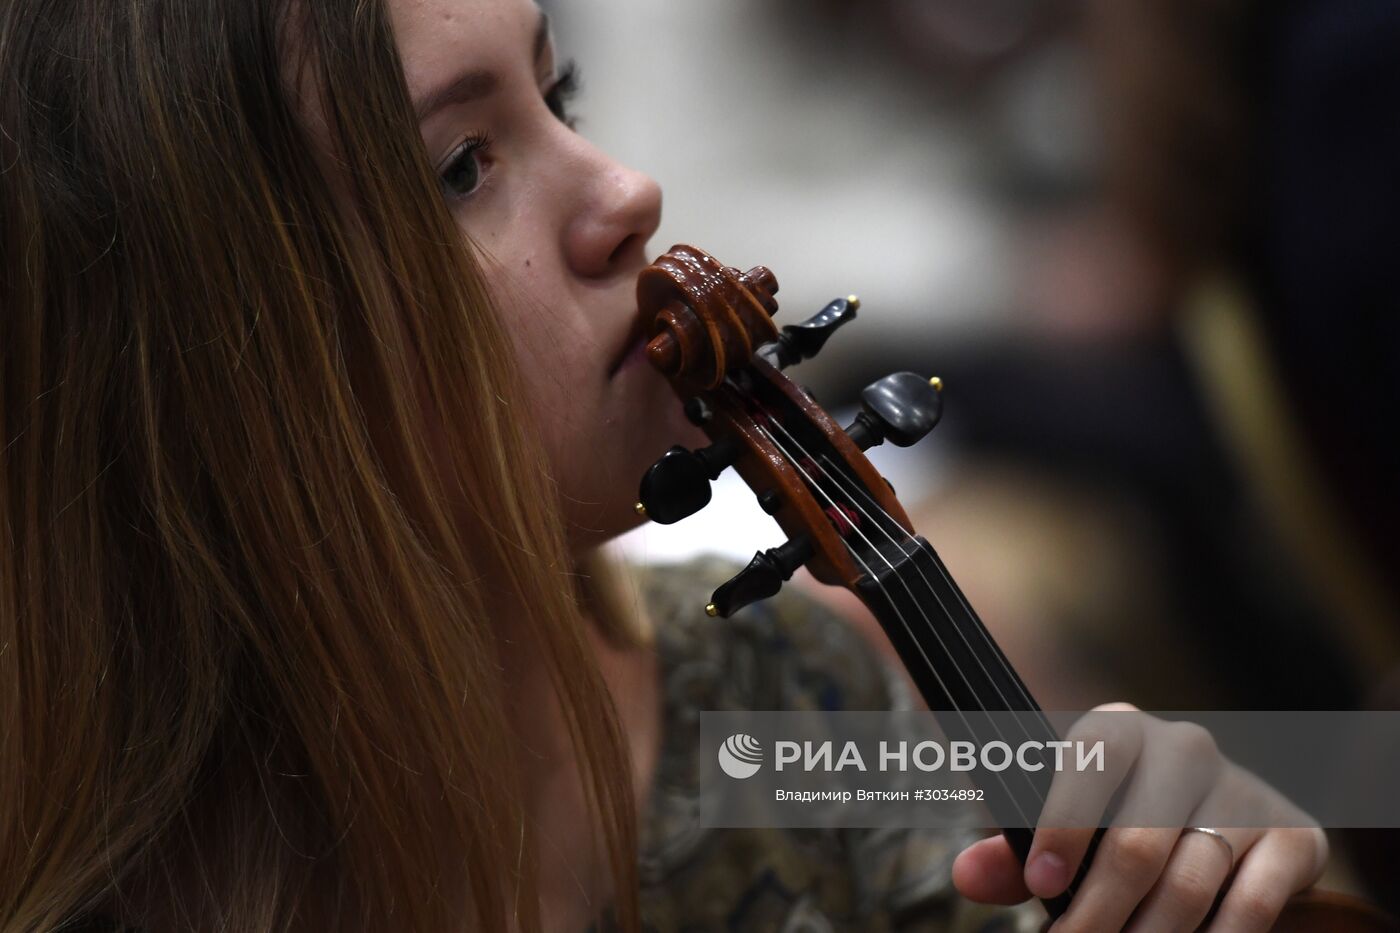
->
[0, 0, 1329, 930]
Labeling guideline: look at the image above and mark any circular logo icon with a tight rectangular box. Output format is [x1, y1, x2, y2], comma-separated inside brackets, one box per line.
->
[718, 733, 763, 779]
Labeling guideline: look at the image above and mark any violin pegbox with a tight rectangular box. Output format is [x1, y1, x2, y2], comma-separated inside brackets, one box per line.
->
[634, 244, 942, 618]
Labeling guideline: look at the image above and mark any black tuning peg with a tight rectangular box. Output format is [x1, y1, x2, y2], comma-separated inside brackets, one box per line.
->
[845, 372, 943, 451]
[706, 536, 815, 618]
[636, 437, 740, 524]
[757, 295, 860, 370]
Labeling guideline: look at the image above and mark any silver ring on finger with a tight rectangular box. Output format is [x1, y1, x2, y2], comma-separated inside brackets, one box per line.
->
[1182, 826, 1234, 865]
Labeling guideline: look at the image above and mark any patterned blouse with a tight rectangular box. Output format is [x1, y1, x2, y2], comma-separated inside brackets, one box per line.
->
[590, 556, 1040, 933]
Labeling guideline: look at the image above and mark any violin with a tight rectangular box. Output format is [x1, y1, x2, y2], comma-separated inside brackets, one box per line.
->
[630, 244, 1395, 932]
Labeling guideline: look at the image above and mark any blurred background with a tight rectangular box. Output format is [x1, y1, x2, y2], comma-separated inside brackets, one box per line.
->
[550, 0, 1399, 903]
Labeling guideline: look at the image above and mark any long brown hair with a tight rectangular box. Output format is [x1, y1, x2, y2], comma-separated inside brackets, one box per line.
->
[0, 0, 640, 930]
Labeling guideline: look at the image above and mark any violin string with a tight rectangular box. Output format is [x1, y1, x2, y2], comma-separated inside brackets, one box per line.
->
[753, 415, 1051, 812]
[723, 383, 1048, 727]
[811, 451, 1043, 720]
[751, 420, 1039, 827]
[814, 465, 1096, 912]
[749, 419, 1044, 723]
[796, 421, 1094, 908]
[749, 418, 1040, 827]
[759, 416, 1014, 715]
[812, 451, 1057, 739]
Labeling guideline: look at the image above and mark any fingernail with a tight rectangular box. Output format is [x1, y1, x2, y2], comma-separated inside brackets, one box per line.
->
[1027, 851, 1069, 897]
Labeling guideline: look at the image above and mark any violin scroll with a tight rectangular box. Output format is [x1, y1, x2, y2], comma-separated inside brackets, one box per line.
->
[635, 243, 925, 609]
[639, 245, 780, 390]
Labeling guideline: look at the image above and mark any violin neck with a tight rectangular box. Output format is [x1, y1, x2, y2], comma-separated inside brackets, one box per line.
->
[853, 534, 1048, 720]
[853, 533, 1095, 919]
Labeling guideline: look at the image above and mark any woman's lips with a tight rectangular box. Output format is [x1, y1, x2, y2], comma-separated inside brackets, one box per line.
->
[608, 321, 652, 378]
[620, 334, 651, 371]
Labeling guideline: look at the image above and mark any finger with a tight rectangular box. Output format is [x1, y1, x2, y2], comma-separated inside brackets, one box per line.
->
[1109, 720, 1223, 830]
[952, 834, 1032, 905]
[1205, 828, 1329, 933]
[1124, 828, 1244, 933]
[1040, 712, 1225, 917]
[1095, 723, 1237, 932]
[1047, 827, 1178, 932]
[1027, 704, 1145, 899]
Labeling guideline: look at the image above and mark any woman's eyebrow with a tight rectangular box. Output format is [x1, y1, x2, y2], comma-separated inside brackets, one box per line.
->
[413, 11, 551, 124]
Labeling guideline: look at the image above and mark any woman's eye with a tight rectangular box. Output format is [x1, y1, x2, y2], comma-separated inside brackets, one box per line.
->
[545, 59, 581, 128]
[439, 133, 491, 200]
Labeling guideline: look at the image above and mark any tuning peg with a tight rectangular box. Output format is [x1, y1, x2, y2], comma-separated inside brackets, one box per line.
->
[636, 437, 740, 524]
[757, 295, 860, 370]
[705, 536, 815, 618]
[844, 372, 943, 451]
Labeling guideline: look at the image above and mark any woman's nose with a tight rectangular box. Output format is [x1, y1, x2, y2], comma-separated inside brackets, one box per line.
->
[563, 151, 663, 280]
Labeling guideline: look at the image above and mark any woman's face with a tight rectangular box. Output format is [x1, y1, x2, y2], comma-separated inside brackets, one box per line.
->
[389, 0, 700, 550]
